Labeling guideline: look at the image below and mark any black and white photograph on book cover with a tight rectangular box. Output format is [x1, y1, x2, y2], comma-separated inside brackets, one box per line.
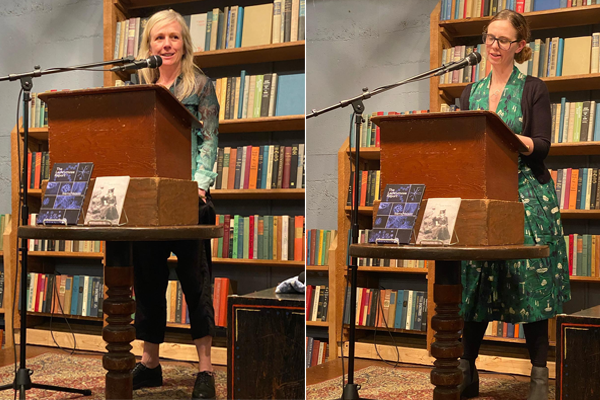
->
[416, 197, 462, 245]
[84, 176, 130, 226]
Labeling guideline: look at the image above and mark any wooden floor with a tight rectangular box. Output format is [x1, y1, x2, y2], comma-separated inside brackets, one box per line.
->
[0, 345, 228, 372]
[307, 357, 552, 386]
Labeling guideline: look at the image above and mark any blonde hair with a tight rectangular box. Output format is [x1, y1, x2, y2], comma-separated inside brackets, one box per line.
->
[137, 9, 200, 100]
[485, 9, 532, 64]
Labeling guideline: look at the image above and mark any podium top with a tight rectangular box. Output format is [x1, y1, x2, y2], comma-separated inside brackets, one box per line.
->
[39, 84, 201, 131]
[371, 110, 528, 153]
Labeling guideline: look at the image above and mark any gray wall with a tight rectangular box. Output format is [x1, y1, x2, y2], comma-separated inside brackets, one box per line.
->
[0, 0, 104, 215]
[306, 0, 440, 229]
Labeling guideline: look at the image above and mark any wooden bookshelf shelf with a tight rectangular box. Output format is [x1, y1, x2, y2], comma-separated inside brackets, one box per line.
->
[347, 147, 381, 160]
[306, 265, 328, 272]
[0, 308, 4, 313]
[28, 251, 104, 259]
[24, 189, 42, 197]
[307, 321, 328, 327]
[211, 189, 304, 200]
[569, 276, 600, 282]
[27, 311, 103, 322]
[438, 4, 600, 38]
[549, 142, 600, 156]
[195, 41, 305, 69]
[344, 206, 375, 216]
[560, 210, 600, 219]
[169, 256, 304, 267]
[483, 336, 525, 344]
[0, 251, 3, 257]
[348, 267, 429, 274]
[18, 127, 48, 141]
[440, 73, 600, 100]
[119, 0, 199, 9]
[219, 115, 304, 133]
[343, 324, 428, 335]
[167, 322, 190, 329]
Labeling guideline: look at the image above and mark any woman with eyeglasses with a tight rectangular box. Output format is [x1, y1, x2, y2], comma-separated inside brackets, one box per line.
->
[458, 9, 570, 400]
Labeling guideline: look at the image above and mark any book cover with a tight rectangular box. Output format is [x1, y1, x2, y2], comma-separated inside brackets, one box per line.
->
[274, 72, 305, 116]
[241, 3, 274, 47]
[370, 184, 426, 245]
[417, 198, 462, 245]
[37, 162, 94, 226]
[84, 176, 130, 226]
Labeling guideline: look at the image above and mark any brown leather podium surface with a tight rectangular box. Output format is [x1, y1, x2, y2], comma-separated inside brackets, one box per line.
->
[18, 225, 223, 400]
[349, 244, 549, 400]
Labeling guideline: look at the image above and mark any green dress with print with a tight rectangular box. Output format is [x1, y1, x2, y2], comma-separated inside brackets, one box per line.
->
[461, 66, 571, 324]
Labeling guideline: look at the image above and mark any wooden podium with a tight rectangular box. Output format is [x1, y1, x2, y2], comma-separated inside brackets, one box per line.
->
[38, 85, 201, 180]
[372, 110, 528, 246]
[367, 111, 530, 399]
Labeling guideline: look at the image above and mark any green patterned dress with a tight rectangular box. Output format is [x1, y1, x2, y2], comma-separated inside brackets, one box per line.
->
[461, 66, 571, 324]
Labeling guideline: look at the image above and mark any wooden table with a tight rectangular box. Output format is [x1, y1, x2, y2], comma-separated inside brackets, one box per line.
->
[18, 225, 223, 400]
[348, 244, 549, 400]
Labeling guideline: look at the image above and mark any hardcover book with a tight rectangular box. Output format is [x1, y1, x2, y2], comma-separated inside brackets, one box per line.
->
[369, 184, 426, 245]
[37, 162, 94, 226]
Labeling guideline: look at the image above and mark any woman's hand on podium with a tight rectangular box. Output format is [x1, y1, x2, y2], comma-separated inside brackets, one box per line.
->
[198, 188, 207, 203]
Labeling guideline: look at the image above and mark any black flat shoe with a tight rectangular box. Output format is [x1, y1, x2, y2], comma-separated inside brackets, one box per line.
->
[192, 371, 216, 399]
[458, 359, 479, 399]
[132, 362, 163, 390]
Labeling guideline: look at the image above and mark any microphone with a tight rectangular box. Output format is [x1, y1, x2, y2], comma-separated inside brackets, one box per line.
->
[109, 55, 163, 72]
[435, 52, 482, 76]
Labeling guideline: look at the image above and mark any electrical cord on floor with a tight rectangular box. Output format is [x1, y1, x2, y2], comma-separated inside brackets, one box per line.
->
[373, 285, 401, 369]
[48, 273, 78, 355]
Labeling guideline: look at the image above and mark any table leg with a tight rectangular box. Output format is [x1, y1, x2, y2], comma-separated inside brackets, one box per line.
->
[102, 241, 136, 400]
[430, 260, 464, 400]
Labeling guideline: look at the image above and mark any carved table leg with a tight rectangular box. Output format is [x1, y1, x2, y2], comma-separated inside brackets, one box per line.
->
[430, 260, 464, 400]
[103, 241, 137, 400]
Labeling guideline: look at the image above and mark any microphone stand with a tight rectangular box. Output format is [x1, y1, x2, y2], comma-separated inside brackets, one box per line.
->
[0, 56, 133, 399]
[307, 61, 463, 400]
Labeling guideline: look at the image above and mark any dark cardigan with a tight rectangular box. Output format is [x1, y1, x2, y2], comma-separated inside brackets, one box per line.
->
[460, 75, 552, 184]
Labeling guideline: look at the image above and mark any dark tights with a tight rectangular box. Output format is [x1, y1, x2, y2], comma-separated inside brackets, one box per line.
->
[461, 319, 549, 368]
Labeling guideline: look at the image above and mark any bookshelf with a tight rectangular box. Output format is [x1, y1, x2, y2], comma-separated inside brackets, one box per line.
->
[4, 0, 305, 361]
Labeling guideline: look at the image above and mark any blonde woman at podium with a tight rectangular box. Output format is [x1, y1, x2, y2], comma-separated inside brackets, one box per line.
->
[130, 9, 220, 400]
[458, 10, 570, 400]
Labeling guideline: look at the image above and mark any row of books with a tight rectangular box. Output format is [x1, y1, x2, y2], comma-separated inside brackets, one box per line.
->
[346, 170, 382, 207]
[352, 229, 431, 268]
[28, 214, 103, 253]
[211, 214, 305, 261]
[215, 72, 305, 120]
[26, 273, 104, 318]
[441, 34, 600, 87]
[27, 93, 48, 128]
[550, 100, 600, 143]
[349, 110, 429, 149]
[551, 168, 600, 210]
[0, 214, 11, 250]
[162, 277, 235, 327]
[484, 318, 557, 342]
[306, 285, 328, 322]
[564, 234, 600, 277]
[114, 1, 305, 60]
[27, 152, 50, 190]
[440, 0, 598, 21]
[211, 144, 305, 190]
[306, 338, 328, 368]
[344, 288, 428, 332]
[306, 229, 336, 266]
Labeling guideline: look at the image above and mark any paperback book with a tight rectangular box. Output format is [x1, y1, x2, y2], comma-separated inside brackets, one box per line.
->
[416, 198, 462, 245]
[36, 163, 94, 225]
[84, 176, 131, 226]
[369, 184, 426, 245]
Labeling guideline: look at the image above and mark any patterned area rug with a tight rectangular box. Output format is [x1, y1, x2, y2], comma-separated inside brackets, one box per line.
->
[0, 353, 227, 399]
[307, 366, 556, 400]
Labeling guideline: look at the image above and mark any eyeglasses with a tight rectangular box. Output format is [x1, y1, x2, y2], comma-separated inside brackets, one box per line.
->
[482, 33, 519, 50]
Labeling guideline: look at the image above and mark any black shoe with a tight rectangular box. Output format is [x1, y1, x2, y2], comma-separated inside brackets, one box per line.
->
[192, 371, 216, 399]
[132, 362, 163, 390]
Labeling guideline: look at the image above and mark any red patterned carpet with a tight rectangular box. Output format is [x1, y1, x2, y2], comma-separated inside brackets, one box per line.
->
[0, 353, 227, 399]
[307, 366, 556, 400]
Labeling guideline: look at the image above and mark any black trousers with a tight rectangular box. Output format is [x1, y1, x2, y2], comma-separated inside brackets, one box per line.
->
[132, 194, 216, 344]
[462, 319, 549, 367]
